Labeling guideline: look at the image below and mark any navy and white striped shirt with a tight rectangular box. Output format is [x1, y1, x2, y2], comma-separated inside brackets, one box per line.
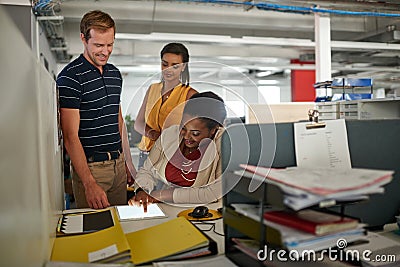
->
[57, 54, 122, 158]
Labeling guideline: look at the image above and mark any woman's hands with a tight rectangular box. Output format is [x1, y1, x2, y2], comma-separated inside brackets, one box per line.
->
[128, 188, 174, 212]
[128, 190, 159, 212]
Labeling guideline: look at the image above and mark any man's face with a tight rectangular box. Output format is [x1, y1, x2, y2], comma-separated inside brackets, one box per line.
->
[81, 27, 115, 70]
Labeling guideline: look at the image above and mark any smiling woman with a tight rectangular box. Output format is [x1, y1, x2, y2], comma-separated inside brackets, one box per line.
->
[129, 91, 227, 209]
[134, 43, 198, 168]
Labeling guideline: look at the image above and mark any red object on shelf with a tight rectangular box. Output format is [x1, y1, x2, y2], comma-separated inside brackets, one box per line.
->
[263, 209, 358, 236]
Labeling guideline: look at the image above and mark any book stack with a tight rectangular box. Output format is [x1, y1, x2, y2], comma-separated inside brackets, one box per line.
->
[51, 208, 217, 265]
[230, 203, 366, 257]
[229, 164, 395, 258]
[263, 209, 365, 255]
[264, 209, 358, 236]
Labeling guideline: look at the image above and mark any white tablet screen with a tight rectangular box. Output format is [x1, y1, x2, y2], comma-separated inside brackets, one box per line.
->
[115, 204, 167, 221]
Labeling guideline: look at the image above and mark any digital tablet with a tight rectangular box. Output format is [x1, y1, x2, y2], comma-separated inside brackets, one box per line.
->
[115, 204, 167, 221]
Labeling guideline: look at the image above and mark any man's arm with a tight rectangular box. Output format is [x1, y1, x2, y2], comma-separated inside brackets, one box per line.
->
[119, 106, 136, 185]
[60, 108, 110, 209]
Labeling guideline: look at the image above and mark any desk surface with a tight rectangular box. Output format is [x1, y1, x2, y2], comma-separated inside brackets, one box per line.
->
[56, 207, 400, 266]
[121, 201, 225, 255]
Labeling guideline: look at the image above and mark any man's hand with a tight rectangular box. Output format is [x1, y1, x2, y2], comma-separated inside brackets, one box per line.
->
[84, 181, 110, 209]
[126, 163, 134, 186]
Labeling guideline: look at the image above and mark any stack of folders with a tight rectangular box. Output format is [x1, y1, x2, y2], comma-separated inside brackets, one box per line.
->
[126, 216, 217, 265]
[231, 203, 367, 257]
[51, 208, 131, 263]
[236, 164, 394, 211]
[51, 209, 217, 265]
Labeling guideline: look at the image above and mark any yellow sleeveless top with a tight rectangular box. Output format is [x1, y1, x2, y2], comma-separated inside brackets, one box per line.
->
[138, 82, 192, 151]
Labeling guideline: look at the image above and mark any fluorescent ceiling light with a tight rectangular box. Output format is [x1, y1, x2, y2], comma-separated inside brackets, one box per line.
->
[242, 36, 315, 47]
[256, 67, 284, 71]
[219, 80, 244, 85]
[116, 32, 231, 43]
[258, 86, 281, 90]
[256, 71, 273, 78]
[116, 32, 400, 51]
[116, 32, 314, 47]
[217, 56, 243, 60]
[118, 65, 159, 73]
[331, 40, 400, 51]
[258, 80, 279, 85]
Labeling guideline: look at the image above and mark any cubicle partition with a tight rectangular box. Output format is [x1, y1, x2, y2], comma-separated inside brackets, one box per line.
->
[0, 7, 64, 267]
[221, 120, 400, 228]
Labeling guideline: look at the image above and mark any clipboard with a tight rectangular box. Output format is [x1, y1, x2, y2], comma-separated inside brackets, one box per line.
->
[294, 116, 352, 169]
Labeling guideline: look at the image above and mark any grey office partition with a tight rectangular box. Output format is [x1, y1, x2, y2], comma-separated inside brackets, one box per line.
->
[221, 120, 400, 228]
[1, 7, 64, 266]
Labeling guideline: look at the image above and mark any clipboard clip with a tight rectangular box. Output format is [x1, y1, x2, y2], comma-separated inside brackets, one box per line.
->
[306, 109, 326, 129]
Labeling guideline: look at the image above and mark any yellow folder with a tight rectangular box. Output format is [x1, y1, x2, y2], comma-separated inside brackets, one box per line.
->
[50, 208, 130, 263]
[126, 217, 210, 265]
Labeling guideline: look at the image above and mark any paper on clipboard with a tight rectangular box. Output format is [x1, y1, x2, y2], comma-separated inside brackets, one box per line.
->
[115, 204, 167, 221]
[294, 119, 352, 169]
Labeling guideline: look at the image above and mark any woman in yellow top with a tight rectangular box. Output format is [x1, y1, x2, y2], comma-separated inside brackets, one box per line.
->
[134, 43, 197, 168]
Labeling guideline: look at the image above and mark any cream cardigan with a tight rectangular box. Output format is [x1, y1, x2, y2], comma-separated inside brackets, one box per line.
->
[134, 124, 224, 204]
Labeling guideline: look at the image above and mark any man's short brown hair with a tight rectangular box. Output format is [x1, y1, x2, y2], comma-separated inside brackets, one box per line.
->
[80, 10, 115, 41]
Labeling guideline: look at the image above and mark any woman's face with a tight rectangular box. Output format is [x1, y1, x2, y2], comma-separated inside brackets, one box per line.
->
[161, 53, 185, 82]
[180, 116, 216, 149]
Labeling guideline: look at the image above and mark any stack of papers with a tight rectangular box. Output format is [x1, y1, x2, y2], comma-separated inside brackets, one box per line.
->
[231, 203, 366, 256]
[237, 165, 393, 210]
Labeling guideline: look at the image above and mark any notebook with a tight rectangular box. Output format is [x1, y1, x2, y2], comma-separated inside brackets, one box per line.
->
[57, 209, 114, 235]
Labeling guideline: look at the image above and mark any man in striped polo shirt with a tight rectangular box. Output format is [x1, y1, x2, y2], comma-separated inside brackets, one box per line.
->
[57, 10, 133, 209]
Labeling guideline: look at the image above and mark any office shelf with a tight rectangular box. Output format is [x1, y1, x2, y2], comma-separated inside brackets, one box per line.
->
[339, 98, 400, 120]
[331, 78, 373, 101]
[223, 172, 285, 266]
[222, 171, 365, 266]
[314, 102, 340, 121]
[314, 97, 400, 120]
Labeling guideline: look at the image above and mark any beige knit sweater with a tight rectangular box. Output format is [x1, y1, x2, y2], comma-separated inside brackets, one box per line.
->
[134, 124, 224, 204]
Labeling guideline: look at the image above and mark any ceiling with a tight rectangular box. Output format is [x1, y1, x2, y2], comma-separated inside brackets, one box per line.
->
[32, 0, 400, 113]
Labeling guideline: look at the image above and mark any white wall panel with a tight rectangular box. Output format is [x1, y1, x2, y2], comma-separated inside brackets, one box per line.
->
[0, 7, 63, 267]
